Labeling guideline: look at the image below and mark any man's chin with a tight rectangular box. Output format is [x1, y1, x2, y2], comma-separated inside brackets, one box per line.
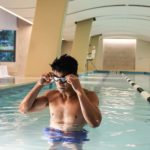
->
[58, 88, 65, 92]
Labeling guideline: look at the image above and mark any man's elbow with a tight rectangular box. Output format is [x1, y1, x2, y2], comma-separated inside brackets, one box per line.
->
[91, 117, 102, 128]
[19, 104, 29, 114]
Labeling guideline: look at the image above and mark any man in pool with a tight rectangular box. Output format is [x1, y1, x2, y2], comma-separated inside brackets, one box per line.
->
[19, 54, 102, 149]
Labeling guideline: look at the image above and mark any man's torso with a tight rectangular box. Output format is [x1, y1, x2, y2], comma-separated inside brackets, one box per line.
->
[46, 90, 86, 131]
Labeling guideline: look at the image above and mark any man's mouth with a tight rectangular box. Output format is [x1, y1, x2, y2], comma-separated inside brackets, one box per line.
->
[58, 87, 65, 90]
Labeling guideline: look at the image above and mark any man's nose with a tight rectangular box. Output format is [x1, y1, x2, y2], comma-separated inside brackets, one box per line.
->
[58, 79, 63, 84]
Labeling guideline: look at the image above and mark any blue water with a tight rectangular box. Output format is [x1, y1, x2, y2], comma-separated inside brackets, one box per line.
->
[0, 73, 150, 150]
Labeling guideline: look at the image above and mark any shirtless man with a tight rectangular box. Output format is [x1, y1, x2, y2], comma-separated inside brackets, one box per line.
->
[19, 54, 102, 149]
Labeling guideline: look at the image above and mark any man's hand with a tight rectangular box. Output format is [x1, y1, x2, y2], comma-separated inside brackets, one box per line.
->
[66, 74, 83, 93]
[38, 72, 54, 86]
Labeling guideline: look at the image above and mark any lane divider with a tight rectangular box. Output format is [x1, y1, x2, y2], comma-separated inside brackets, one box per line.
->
[121, 73, 150, 103]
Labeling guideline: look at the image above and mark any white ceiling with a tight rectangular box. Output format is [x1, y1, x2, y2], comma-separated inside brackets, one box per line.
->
[1, 0, 150, 41]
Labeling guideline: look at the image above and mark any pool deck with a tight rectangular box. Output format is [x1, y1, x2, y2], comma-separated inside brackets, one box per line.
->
[0, 76, 39, 89]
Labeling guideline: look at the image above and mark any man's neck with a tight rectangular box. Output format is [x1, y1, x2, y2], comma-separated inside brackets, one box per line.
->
[61, 89, 76, 100]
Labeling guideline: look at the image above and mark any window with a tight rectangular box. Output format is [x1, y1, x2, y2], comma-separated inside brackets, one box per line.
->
[0, 30, 16, 62]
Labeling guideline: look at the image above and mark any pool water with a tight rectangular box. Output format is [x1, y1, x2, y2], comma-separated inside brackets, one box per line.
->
[127, 74, 150, 93]
[0, 73, 150, 150]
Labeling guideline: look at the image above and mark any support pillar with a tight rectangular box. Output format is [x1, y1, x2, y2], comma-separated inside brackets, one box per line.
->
[71, 18, 95, 72]
[25, 0, 68, 76]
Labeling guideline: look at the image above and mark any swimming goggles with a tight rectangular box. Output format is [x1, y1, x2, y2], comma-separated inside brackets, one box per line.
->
[53, 76, 67, 83]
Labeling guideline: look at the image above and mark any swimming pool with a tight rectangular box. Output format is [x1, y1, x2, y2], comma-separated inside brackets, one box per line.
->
[0, 72, 150, 150]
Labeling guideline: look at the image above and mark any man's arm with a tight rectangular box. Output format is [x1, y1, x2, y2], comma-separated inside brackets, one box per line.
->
[76, 90, 102, 127]
[66, 74, 102, 128]
[19, 73, 53, 114]
[19, 83, 49, 113]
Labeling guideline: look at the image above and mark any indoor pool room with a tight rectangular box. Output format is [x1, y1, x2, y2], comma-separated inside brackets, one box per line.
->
[0, 72, 150, 150]
[1, 1, 150, 150]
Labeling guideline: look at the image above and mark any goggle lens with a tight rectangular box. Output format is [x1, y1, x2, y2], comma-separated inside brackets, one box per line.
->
[53, 76, 66, 83]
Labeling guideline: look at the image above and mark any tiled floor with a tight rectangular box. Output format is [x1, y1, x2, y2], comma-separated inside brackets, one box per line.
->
[0, 76, 39, 89]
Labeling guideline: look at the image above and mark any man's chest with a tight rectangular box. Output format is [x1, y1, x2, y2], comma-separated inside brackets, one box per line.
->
[49, 99, 84, 122]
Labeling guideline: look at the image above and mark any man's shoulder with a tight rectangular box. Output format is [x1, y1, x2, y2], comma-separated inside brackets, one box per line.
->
[43, 89, 60, 102]
[83, 89, 99, 104]
[44, 89, 59, 96]
[84, 88, 95, 95]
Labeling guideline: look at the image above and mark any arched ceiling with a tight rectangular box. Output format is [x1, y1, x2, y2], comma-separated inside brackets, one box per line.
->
[1, 0, 150, 41]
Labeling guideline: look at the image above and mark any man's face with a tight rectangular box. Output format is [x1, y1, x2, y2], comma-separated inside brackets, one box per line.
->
[52, 70, 71, 92]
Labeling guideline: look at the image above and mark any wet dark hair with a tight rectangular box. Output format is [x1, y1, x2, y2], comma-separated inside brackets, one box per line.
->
[50, 54, 78, 75]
